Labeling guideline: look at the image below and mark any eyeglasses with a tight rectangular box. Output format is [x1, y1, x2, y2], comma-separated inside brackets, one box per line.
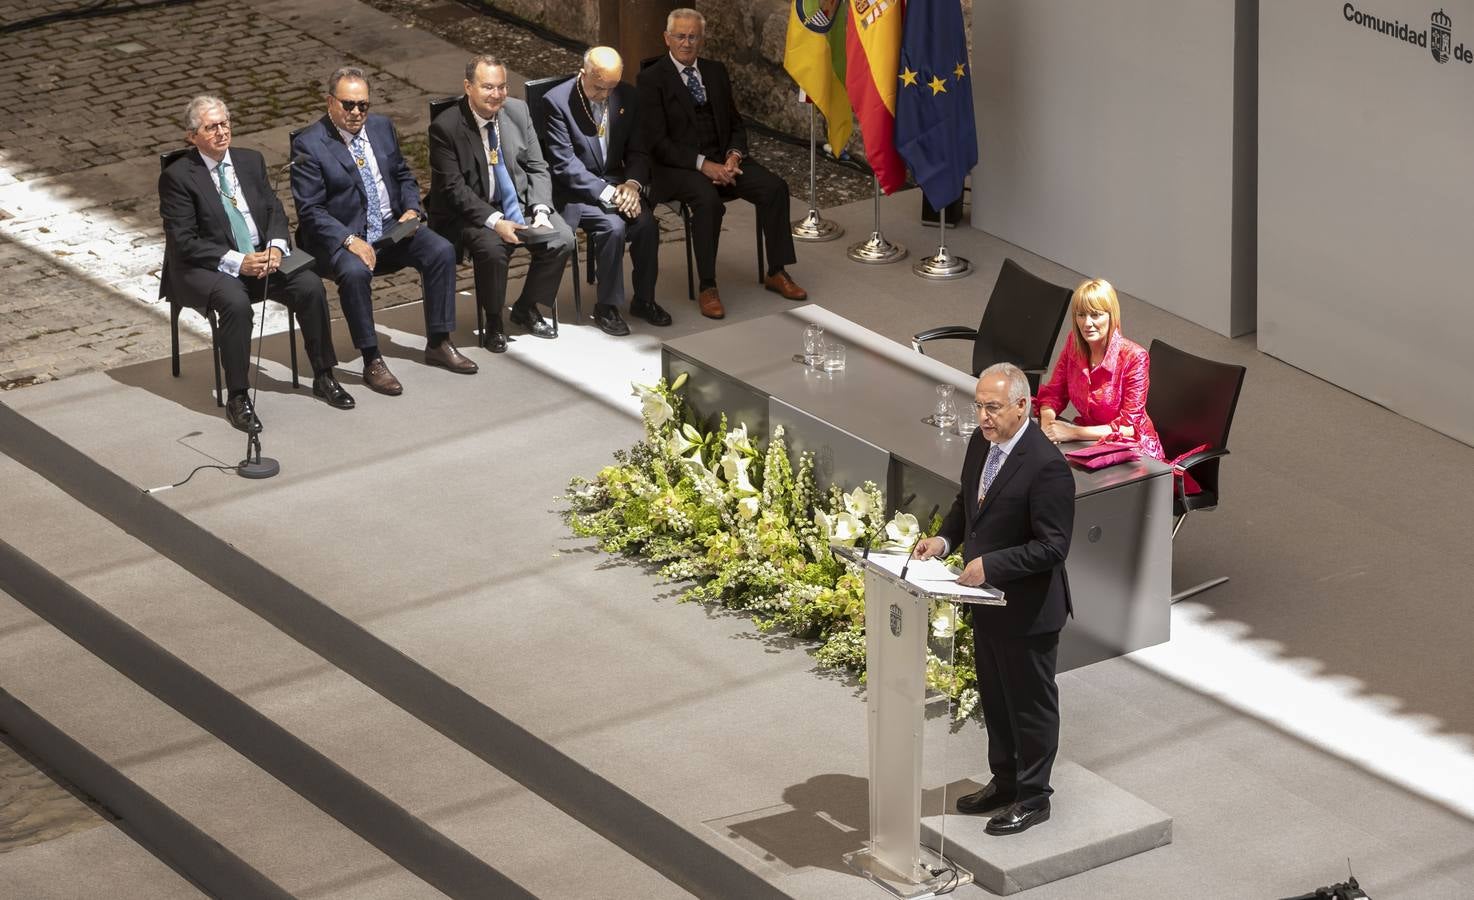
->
[972, 401, 1014, 418]
[667, 32, 702, 43]
[476, 83, 509, 95]
[194, 121, 230, 135]
[334, 98, 371, 113]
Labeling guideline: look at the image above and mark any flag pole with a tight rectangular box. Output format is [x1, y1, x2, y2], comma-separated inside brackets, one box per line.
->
[791, 104, 843, 242]
[847, 175, 906, 264]
[913, 200, 971, 279]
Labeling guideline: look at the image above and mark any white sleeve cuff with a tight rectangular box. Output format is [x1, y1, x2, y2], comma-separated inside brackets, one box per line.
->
[598, 184, 616, 204]
[268, 239, 288, 255]
[485, 212, 503, 229]
[218, 251, 243, 276]
[695, 153, 706, 170]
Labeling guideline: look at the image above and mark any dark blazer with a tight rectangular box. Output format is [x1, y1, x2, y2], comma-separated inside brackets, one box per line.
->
[427, 96, 552, 237]
[938, 420, 1075, 636]
[159, 147, 287, 296]
[636, 54, 748, 171]
[540, 76, 649, 208]
[290, 113, 422, 256]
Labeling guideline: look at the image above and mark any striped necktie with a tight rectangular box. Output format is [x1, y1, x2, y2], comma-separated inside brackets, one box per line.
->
[979, 444, 1003, 505]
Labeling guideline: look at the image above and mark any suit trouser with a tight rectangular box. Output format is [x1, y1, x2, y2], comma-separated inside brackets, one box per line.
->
[973, 628, 1060, 807]
[172, 263, 337, 393]
[558, 202, 659, 309]
[327, 224, 457, 350]
[649, 159, 796, 285]
[458, 215, 574, 328]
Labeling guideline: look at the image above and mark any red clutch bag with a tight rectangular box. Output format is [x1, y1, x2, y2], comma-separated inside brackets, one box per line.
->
[1065, 442, 1141, 470]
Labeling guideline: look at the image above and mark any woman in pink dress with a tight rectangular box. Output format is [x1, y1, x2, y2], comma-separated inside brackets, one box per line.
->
[1036, 278, 1165, 461]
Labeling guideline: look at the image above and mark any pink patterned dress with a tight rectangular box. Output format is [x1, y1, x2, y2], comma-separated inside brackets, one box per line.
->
[1036, 331, 1165, 461]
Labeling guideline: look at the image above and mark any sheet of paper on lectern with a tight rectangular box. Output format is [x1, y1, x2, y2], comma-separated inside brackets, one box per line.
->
[862, 552, 1002, 601]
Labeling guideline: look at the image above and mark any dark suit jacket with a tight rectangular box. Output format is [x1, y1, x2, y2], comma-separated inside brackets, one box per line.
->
[427, 96, 552, 237]
[290, 113, 422, 256]
[540, 76, 649, 208]
[636, 54, 748, 171]
[158, 147, 286, 296]
[938, 420, 1075, 636]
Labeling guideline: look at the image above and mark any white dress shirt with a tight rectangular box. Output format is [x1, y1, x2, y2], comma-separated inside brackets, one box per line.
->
[205, 151, 286, 276]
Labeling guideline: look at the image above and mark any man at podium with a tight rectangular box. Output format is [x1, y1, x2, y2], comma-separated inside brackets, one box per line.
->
[913, 362, 1075, 836]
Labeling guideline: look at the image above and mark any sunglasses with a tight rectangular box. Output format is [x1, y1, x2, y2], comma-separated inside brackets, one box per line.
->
[334, 98, 370, 113]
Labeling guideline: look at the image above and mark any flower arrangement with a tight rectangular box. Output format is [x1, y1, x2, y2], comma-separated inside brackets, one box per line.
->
[564, 375, 980, 719]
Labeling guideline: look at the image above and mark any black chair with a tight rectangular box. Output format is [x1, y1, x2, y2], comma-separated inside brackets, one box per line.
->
[1145, 340, 1247, 603]
[160, 148, 299, 407]
[638, 55, 764, 300]
[429, 91, 577, 337]
[522, 75, 587, 324]
[910, 258, 1073, 393]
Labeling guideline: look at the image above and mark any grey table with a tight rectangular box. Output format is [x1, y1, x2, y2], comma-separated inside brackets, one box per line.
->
[662, 305, 1173, 671]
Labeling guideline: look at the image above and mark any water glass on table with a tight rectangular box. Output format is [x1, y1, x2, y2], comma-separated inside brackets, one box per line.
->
[802, 324, 825, 367]
[822, 342, 846, 372]
[934, 384, 958, 431]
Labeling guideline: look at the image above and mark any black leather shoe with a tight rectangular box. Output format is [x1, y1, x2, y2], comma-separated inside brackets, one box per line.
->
[956, 781, 1016, 815]
[985, 801, 1051, 836]
[481, 329, 508, 353]
[312, 373, 355, 409]
[510, 304, 556, 339]
[594, 305, 630, 336]
[629, 299, 672, 326]
[225, 394, 262, 434]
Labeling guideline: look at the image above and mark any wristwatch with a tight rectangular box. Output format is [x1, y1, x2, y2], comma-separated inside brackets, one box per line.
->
[342, 234, 357, 248]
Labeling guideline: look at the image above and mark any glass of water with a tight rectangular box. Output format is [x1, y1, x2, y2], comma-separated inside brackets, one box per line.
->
[934, 384, 957, 431]
[822, 342, 846, 372]
[802, 324, 824, 366]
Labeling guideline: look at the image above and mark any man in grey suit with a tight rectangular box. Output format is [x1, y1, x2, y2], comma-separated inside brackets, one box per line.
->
[428, 54, 574, 352]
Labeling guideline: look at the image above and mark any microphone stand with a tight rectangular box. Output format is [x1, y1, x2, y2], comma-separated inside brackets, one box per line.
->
[236, 157, 301, 480]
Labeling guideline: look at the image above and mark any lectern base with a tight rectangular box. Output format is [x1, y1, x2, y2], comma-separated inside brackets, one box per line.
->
[842, 843, 973, 899]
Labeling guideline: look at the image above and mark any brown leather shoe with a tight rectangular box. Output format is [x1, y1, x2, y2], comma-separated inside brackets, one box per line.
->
[697, 287, 725, 319]
[763, 270, 808, 301]
[424, 340, 478, 374]
[362, 357, 402, 396]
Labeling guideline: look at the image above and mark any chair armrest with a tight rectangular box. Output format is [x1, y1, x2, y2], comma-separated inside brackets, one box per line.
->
[911, 325, 978, 354]
[1173, 447, 1229, 473]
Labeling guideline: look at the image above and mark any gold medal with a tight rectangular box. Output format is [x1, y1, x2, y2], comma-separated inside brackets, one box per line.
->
[487, 148, 499, 165]
[355, 155, 366, 169]
[597, 122, 606, 138]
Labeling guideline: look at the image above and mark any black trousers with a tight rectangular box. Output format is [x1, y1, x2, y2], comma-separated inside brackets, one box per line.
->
[458, 214, 574, 329]
[558, 201, 659, 309]
[973, 628, 1061, 807]
[649, 159, 796, 284]
[172, 264, 337, 392]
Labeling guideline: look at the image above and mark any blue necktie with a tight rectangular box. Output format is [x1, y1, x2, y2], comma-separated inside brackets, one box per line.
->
[682, 66, 707, 105]
[487, 122, 524, 224]
[980, 445, 1003, 504]
[350, 132, 383, 243]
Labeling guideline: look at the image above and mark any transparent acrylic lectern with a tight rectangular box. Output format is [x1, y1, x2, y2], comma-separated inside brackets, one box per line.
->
[831, 545, 1005, 899]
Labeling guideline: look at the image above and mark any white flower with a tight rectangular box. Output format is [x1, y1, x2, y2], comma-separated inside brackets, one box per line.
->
[931, 604, 957, 638]
[736, 495, 759, 519]
[817, 509, 864, 545]
[724, 422, 754, 455]
[642, 392, 673, 428]
[720, 452, 757, 495]
[843, 487, 874, 519]
[883, 512, 920, 549]
[668, 422, 703, 459]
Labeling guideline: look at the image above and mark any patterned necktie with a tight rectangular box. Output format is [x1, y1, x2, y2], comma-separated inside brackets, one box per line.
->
[350, 132, 383, 243]
[979, 444, 1003, 505]
[486, 121, 524, 224]
[215, 161, 255, 254]
[682, 66, 706, 105]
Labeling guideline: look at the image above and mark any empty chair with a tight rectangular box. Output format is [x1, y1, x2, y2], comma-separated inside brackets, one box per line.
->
[911, 257, 1073, 393]
[1145, 339, 1247, 603]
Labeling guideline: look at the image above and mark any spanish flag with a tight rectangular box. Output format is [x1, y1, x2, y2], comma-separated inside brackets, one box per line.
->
[784, 1, 853, 156]
[845, 0, 907, 193]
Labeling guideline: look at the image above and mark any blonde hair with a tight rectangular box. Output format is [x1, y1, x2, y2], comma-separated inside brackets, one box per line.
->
[1069, 278, 1121, 357]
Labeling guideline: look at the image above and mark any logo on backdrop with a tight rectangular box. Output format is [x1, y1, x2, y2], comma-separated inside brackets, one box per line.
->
[1342, 4, 1474, 65]
[889, 603, 902, 637]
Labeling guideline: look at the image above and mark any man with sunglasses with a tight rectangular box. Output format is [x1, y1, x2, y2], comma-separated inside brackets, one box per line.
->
[291, 66, 477, 396]
[912, 363, 1075, 837]
[160, 95, 351, 434]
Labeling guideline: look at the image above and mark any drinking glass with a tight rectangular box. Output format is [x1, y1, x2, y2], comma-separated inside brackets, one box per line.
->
[934, 384, 957, 431]
[802, 324, 825, 366]
[822, 342, 846, 372]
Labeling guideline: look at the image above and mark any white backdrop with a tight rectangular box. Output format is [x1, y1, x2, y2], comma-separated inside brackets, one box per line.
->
[1259, 0, 1474, 447]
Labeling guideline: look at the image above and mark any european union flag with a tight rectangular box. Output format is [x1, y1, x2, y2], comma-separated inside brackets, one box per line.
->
[894, 0, 978, 211]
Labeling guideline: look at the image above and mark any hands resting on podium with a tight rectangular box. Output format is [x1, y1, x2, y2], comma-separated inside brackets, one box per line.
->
[911, 537, 987, 587]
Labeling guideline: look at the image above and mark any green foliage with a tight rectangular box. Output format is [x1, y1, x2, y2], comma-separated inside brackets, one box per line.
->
[565, 377, 977, 718]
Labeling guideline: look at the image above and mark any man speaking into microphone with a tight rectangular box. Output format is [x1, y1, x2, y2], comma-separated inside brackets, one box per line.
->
[911, 362, 1074, 836]
[160, 95, 352, 433]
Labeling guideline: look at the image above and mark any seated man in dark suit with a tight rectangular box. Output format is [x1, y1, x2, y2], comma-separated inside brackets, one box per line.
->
[541, 46, 668, 336]
[428, 54, 574, 353]
[159, 95, 351, 434]
[291, 66, 477, 395]
[637, 7, 807, 320]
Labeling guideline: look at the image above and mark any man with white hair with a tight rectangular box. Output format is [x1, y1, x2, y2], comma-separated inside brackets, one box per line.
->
[541, 46, 666, 336]
[913, 362, 1075, 836]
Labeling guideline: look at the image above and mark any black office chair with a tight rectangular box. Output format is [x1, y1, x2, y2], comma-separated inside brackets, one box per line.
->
[160, 147, 299, 407]
[522, 75, 588, 324]
[1145, 340, 1247, 603]
[910, 258, 1073, 393]
[638, 55, 764, 300]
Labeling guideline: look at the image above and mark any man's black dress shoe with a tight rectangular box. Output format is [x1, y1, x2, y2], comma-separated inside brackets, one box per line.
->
[630, 298, 672, 326]
[312, 373, 355, 409]
[510, 304, 556, 339]
[594, 305, 630, 336]
[956, 781, 1017, 815]
[482, 329, 508, 353]
[225, 394, 263, 434]
[985, 801, 1050, 836]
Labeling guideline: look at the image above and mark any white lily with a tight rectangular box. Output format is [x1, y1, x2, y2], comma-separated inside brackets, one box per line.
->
[932, 604, 957, 638]
[724, 422, 754, 455]
[884, 512, 920, 549]
[736, 495, 760, 519]
[843, 487, 874, 519]
[720, 452, 757, 495]
[641, 392, 674, 428]
[828, 510, 864, 545]
[668, 422, 703, 459]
